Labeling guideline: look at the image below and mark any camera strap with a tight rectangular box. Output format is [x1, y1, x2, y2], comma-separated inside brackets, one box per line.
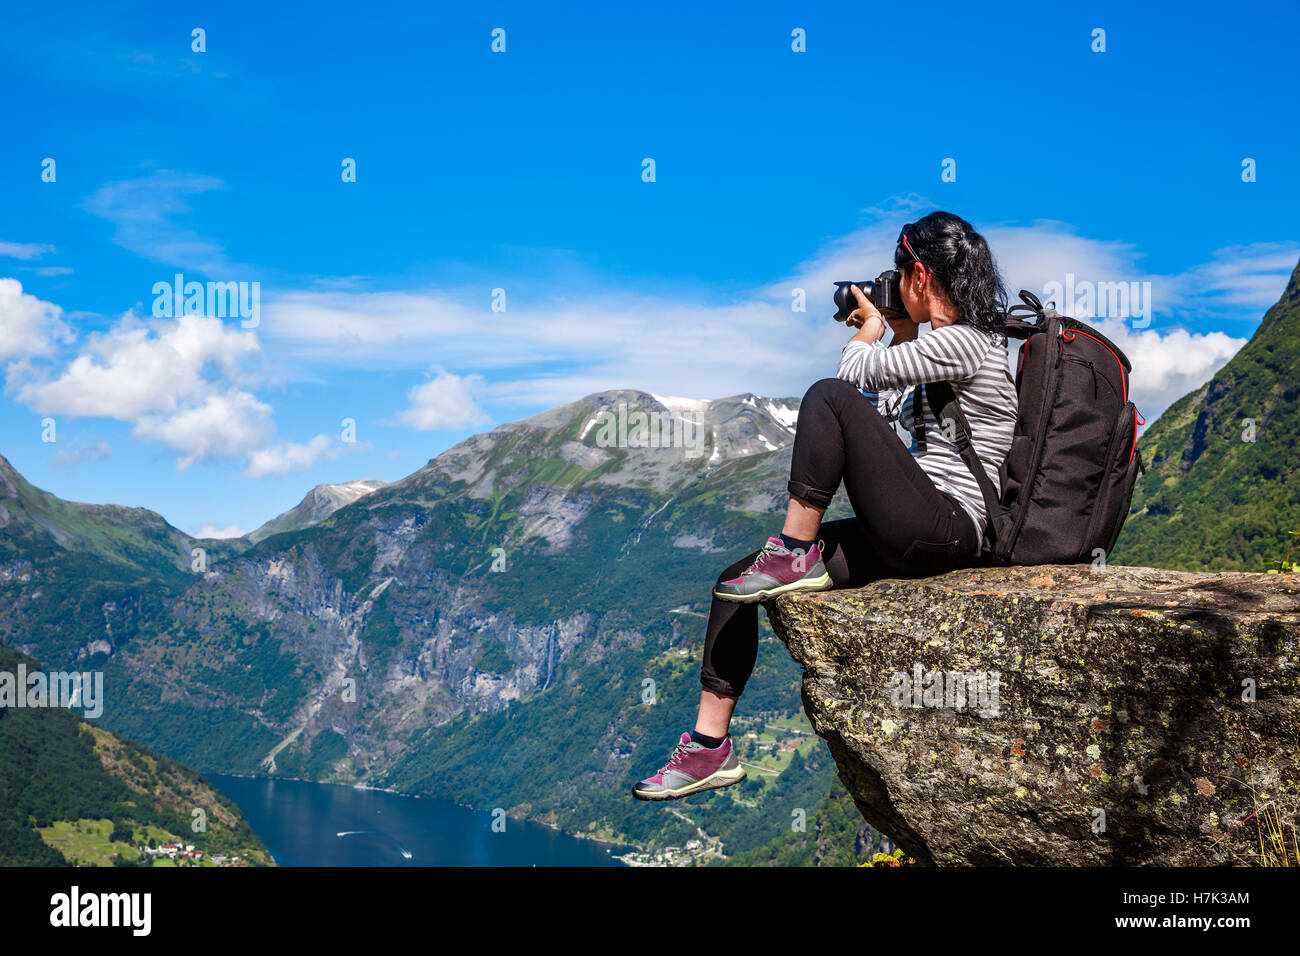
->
[923, 380, 1006, 544]
[911, 384, 928, 452]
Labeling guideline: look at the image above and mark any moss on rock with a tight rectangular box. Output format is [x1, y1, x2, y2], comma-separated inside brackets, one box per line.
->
[766, 564, 1300, 866]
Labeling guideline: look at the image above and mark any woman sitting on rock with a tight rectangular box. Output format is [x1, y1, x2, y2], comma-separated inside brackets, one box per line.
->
[633, 210, 1019, 801]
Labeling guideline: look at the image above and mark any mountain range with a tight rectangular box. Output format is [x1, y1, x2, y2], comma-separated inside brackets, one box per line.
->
[1, 388, 865, 860]
[2, 258, 1297, 864]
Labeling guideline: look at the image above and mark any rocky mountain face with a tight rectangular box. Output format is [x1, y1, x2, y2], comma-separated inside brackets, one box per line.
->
[768, 564, 1300, 865]
[1113, 258, 1300, 571]
[248, 479, 389, 543]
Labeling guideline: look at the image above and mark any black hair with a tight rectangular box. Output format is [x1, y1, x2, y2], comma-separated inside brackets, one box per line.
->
[894, 211, 1007, 334]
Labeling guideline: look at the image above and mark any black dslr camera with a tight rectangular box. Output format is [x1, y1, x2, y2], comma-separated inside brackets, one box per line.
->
[832, 271, 909, 323]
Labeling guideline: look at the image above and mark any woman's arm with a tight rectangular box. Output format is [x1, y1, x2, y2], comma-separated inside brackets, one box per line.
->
[837, 324, 990, 392]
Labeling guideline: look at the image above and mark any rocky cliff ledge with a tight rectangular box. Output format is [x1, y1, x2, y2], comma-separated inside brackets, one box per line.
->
[766, 565, 1300, 866]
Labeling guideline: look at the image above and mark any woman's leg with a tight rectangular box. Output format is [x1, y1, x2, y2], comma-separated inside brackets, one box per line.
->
[636, 379, 975, 800]
[630, 547, 768, 800]
[781, 494, 825, 542]
[786, 378, 981, 573]
[694, 689, 736, 739]
[634, 506, 922, 799]
[715, 378, 980, 604]
[697, 516, 885, 726]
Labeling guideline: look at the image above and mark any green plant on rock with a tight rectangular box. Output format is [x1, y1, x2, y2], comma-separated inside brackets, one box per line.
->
[1265, 530, 1299, 573]
[861, 847, 915, 867]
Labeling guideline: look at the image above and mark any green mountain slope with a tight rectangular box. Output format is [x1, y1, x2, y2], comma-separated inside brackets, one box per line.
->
[722, 780, 890, 866]
[1113, 258, 1300, 570]
[0, 642, 272, 865]
[0, 453, 193, 578]
[0, 453, 251, 669]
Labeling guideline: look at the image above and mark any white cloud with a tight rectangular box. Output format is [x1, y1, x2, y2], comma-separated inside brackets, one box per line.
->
[0, 278, 74, 361]
[11, 311, 274, 468]
[4, 292, 358, 476]
[1086, 320, 1246, 419]
[0, 241, 55, 260]
[49, 439, 112, 467]
[263, 289, 475, 351]
[14, 313, 261, 419]
[193, 523, 246, 539]
[134, 390, 275, 470]
[83, 170, 243, 275]
[1172, 243, 1300, 310]
[397, 371, 490, 430]
[244, 434, 337, 477]
[263, 288, 832, 408]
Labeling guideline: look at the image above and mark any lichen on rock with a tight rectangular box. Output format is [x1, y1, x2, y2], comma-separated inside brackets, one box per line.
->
[765, 564, 1300, 866]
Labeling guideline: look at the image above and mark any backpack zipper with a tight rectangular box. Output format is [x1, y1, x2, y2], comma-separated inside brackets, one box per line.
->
[1063, 355, 1098, 398]
[1063, 327, 1128, 404]
[1065, 326, 1139, 462]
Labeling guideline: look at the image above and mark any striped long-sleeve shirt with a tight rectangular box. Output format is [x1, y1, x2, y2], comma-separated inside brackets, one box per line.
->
[836, 323, 1018, 539]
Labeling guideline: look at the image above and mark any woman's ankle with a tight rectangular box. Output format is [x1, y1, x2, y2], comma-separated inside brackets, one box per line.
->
[778, 532, 815, 552]
[781, 494, 824, 542]
[689, 729, 728, 749]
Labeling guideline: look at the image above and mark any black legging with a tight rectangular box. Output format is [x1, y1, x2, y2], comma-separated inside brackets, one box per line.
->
[700, 377, 982, 697]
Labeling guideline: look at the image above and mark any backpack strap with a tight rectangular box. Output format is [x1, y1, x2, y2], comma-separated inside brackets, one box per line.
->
[924, 380, 1005, 543]
[1004, 290, 1054, 340]
[911, 384, 927, 452]
[1009, 289, 1046, 318]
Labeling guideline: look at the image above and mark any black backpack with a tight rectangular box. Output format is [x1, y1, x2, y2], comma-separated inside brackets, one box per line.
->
[924, 290, 1145, 566]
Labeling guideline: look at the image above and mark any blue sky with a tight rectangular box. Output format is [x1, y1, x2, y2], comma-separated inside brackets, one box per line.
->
[1, 0, 1297, 535]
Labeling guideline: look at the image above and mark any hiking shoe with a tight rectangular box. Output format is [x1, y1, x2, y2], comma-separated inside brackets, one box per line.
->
[712, 537, 832, 603]
[632, 732, 747, 801]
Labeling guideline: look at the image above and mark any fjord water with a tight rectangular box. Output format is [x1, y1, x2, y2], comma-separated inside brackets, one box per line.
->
[211, 775, 626, 867]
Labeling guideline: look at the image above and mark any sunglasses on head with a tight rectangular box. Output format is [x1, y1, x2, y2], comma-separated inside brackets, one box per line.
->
[897, 224, 923, 269]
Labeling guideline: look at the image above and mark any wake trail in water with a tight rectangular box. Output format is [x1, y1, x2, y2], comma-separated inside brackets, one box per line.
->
[336, 829, 414, 860]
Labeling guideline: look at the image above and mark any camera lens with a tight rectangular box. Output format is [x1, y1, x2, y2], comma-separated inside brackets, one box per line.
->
[833, 280, 873, 321]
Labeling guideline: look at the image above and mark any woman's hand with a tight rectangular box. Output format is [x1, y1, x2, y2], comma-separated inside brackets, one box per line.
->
[846, 284, 887, 343]
[844, 284, 881, 330]
[847, 284, 916, 344]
